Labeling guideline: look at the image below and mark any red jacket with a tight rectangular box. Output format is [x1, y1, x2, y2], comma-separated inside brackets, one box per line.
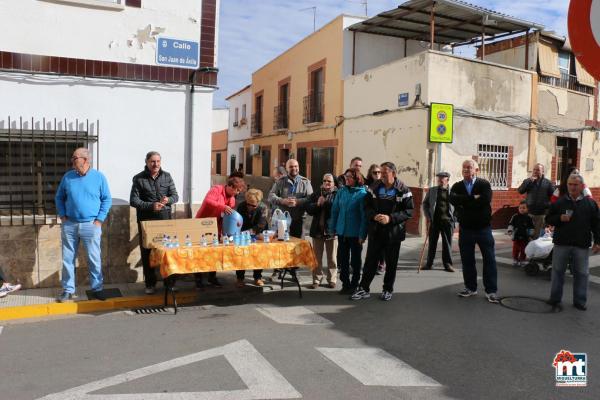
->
[195, 185, 236, 234]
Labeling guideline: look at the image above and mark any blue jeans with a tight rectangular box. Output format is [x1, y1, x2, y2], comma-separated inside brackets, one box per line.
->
[550, 245, 589, 306]
[458, 227, 497, 293]
[61, 220, 103, 294]
[337, 236, 363, 290]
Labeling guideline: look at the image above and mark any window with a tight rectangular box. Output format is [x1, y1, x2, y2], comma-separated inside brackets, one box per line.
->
[275, 83, 289, 130]
[0, 118, 99, 226]
[230, 154, 236, 176]
[261, 148, 271, 177]
[251, 95, 263, 135]
[216, 153, 222, 175]
[297, 147, 307, 177]
[558, 52, 570, 75]
[304, 68, 324, 124]
[233, 108, 239, 127]
[242, 104, 246, 119]
[477, 144, 509, 190]
[310, 147, 334, 185]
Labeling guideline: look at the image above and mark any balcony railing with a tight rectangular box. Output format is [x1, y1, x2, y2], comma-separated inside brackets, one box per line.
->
[273, 104, 289, 130]
[538, 73, 595, 95]
[250, 113, 262, 136]
[303, 91, 324, 125]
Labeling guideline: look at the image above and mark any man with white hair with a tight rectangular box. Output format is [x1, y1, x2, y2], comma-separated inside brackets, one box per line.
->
[545, 173, 600, 311]
[55, 147, 112, 302]
[450, 160, 499, 303]
[518, 163, 554, 238]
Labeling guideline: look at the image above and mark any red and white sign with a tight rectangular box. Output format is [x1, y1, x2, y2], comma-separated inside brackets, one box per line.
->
[569, 0, 600, 81]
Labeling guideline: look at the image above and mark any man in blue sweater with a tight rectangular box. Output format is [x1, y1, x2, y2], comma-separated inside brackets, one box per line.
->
[55, 148, 112, 302]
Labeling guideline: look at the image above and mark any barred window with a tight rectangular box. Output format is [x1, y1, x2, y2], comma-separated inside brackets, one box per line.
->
[477, 144, 508, 190]
[0, 118, 99, 226]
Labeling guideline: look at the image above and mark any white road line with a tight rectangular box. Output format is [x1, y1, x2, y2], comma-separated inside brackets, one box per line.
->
[256, 306, 333, 326]
[317, 347, 441, 387]
[37, 340, 301, 400]
[0, 326, 3, 335]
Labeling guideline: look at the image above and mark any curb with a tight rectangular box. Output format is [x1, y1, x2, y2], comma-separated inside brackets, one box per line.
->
[0, 291, 200, 322]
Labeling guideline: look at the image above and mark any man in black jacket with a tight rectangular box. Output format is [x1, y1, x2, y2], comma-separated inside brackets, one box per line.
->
[351, 162, 413, 302]
[130, 151, 179, 294]
[450, 160, 499, 303]
[545, 174, 600, 311]
[518, 163, 554, 238]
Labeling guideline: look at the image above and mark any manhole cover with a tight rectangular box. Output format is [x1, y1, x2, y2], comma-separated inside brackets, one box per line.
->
[500, 296, 560, 313]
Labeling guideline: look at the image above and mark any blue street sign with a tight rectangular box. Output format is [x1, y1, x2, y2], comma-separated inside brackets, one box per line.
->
[398, 93, 409, 107]
[156, 37, 200, 70]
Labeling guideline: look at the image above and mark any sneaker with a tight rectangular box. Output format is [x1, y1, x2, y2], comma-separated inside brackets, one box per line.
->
[269, 271, 280, 282]
[574, 303, 587, 311]
[56, 291, 73, 303]
[486, 293, 500, 303]
[144, 286, 156, 295]
[350, 287, 370, 300]
[236, 279, 245, 288]
[0, 291, 7, 298]
[0, 282, 21, 294]
[254, 279, 265, 287]
[443, 265, 455, 273]
[307, 283, 319, 289]
[327, 282, 336, 289]
[380, 290, 393, 301]
[92, 290, 107, 301]
[457, 288, 477, 297]
[512, 260, 520, 267]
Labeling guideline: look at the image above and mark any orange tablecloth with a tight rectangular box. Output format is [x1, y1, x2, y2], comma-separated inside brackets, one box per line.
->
[150, 238, 318, 278]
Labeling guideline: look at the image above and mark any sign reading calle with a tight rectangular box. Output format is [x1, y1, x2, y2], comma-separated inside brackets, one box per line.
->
[156, 37, 200, 69]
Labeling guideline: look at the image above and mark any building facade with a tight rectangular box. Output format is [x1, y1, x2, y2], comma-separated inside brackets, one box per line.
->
[225, 84, 252, 176]
[211, 108, 228, 175]
[0, 0, 220, 288]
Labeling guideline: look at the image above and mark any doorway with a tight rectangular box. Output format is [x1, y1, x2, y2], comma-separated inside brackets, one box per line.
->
[555, 137, 578, 185]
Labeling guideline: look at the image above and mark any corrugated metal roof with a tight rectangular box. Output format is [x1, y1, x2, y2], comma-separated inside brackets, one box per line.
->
[349, 0, 544, 45]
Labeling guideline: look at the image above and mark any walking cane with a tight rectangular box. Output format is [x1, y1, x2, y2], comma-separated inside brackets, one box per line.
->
[417, 223, 430, 273]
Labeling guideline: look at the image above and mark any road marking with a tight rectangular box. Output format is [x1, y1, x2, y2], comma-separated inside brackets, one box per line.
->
[317, 347, 441, 387]
[37, 339, 301, 400]
[256, 306, 333, 325]
[0, 326, 3, 335]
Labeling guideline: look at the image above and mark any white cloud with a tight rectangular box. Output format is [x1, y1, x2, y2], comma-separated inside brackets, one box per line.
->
[214, 0, 569, 107]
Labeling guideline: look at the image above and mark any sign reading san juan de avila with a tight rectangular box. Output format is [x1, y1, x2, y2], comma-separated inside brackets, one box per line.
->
[156, 37, 200, 69]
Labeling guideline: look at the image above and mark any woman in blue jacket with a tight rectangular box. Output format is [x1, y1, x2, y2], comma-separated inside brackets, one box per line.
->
[329, 169, 368, 294]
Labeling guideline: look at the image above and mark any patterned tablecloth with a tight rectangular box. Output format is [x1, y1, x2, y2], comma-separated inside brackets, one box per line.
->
[150, 238, 318, 278]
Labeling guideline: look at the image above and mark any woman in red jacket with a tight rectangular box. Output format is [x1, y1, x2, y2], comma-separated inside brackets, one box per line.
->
[195, 175, 246, 288]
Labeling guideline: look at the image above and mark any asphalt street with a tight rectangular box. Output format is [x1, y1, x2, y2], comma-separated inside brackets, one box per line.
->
[1, 235, 599, 400]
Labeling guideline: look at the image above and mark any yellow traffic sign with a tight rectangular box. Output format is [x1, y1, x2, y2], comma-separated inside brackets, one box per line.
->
[429, 103, 454, 143]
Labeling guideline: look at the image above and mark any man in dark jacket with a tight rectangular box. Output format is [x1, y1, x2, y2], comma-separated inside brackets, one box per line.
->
[450, 159, 499, 303]
[422, 171, 455, 272]
[351, 162, 414, 302]
[130, 151, 178, 294]
[545, 174, 600, 311]
[518, 163, 554, 238]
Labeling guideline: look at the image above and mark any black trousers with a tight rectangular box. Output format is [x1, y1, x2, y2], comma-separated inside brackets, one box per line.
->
[425, 221, 453, 267]
[236, 269, 263, 280]
[360, 238, 401, 292]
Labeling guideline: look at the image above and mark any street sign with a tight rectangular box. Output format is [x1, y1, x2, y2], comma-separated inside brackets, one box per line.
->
[156, 37, 200, 69]
[429, 103, 454, 143]
[568, 0, 600, 81]
[398, 93, 409, 107]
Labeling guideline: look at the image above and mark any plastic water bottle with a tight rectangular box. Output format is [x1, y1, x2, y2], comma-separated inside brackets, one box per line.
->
[185, 234, 193, 247]
[212, 235, 219, 246]
[223, 235, 230, 245]
[165, 235, 172, 248]
[162, 234, 168, 247]
[233, 232, 240, 246]
[284, 230, 290, 242]
[201, 235, 208, 247]
[263, 231, 270, 243]
[172, 235, 180, 248]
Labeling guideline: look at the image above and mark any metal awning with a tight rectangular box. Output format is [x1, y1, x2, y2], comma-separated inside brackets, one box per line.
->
[348, 0, 545, 46]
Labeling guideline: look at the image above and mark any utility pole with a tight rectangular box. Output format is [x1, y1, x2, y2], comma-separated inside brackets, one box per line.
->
[299, 6, 317, 32]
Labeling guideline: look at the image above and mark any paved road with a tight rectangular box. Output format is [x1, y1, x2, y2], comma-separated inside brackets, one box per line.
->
[1, 234, 599, 399]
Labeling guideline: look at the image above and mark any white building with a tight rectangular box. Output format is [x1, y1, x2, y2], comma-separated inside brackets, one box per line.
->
[225, 84, 252, 175]
[0, 0, 220, 288]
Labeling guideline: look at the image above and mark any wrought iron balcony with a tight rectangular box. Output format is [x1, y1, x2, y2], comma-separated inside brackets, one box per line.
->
[273, 104, 289, 130]
[303, 91, 324, 125]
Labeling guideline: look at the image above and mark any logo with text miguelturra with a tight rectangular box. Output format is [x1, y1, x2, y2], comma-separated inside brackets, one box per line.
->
[553, 350, 587, 387]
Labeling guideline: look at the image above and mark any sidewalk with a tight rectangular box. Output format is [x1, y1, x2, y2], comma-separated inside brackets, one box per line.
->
[3, 230, 600, 321]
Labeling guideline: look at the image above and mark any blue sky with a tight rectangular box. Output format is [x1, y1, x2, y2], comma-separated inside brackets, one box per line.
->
[214, 0, 570, 108]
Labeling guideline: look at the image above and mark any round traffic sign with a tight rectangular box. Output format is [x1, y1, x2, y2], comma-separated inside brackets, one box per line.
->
[569, 0, 600, 81]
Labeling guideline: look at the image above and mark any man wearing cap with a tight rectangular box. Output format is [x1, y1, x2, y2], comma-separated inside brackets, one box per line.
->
[422, 172, 455, 272]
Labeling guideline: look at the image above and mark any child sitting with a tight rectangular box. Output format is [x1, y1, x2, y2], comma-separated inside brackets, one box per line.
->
[507, 201, 535, 267]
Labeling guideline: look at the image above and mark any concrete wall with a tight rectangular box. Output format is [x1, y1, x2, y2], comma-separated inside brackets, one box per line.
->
[0, 0, 203, 66]
[483, 43, 538, 73]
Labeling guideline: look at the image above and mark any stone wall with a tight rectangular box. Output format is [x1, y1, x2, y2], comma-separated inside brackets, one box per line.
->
[0, 205, 145, 289]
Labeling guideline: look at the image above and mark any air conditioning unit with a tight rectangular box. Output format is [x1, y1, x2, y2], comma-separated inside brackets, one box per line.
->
[249, 144, 261, 156]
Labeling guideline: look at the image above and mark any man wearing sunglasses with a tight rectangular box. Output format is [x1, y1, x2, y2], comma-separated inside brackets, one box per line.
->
[55, 148, 112, 302]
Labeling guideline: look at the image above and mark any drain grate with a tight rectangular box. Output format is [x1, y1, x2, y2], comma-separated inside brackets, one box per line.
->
[133, 306, 169, 314]
[500, 296, 561, 313]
